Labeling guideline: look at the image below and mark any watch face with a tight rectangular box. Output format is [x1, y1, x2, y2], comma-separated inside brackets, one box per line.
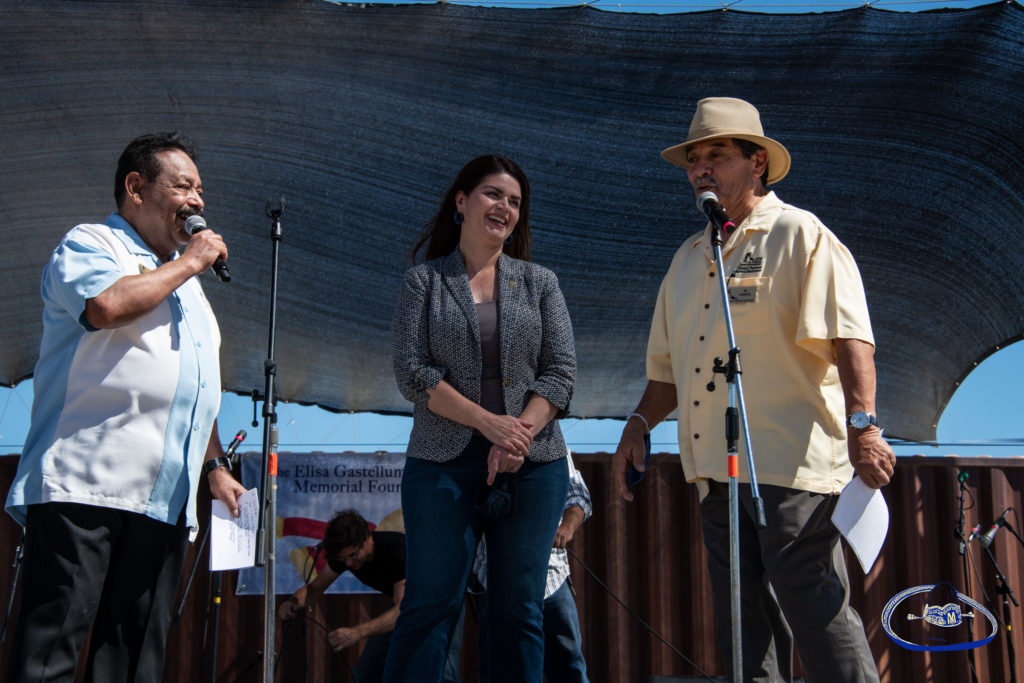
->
[849, 412, 874, 429]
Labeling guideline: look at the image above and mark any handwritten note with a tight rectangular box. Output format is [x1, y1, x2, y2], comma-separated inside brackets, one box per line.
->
[210, 488, 258, 571]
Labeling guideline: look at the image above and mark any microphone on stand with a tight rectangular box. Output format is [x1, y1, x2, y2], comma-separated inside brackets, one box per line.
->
[979, 508, 1013, 548]
[225, 429, 247, 465]
[184, 215, 230, 282]
[696, 191, 738, 236]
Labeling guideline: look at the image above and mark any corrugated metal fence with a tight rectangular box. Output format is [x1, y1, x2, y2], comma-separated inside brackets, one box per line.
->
[0, 454, 1021, 681]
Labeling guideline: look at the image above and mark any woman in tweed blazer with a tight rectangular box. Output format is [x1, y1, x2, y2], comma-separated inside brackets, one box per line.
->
[385, 156, 575, 683]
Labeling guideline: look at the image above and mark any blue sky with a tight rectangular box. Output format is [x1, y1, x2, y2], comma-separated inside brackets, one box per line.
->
[2, 339, 1022, 457]
[2, 0, 1018, 459]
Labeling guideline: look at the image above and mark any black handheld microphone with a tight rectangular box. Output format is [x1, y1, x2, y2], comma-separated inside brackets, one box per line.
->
[184, 215, 230, 282]
[696, 191, 738, 236]
[225, 429, 247, 463]
[979, 508, 1012, 548]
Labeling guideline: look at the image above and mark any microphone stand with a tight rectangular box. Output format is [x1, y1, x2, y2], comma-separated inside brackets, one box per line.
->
[256, 198, 285, 683]
[980, 537, 1018, 683]
[207, 562, 224, 683]
[954, 471, 979, 683]
[169, 499, 220, 683]
[707, 222, 767, 683]
[170, 433, 245, 682]
[1003, 518, 1024, 548]
[0, 529, 25, 642]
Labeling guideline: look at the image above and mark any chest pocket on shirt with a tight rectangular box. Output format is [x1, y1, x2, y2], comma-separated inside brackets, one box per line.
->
[727, 276, 771, 333]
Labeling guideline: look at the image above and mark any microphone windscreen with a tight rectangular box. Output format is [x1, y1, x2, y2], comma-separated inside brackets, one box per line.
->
[696, 191, 719, 213]
[185, 215, 207, 235]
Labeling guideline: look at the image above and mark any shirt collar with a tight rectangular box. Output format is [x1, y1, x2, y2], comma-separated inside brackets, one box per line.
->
[105, 212, 175, 261]
[694, 191, 783, 257]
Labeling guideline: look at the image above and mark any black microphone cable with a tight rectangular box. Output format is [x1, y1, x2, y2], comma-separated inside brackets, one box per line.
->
[566, 547, 716, 681]
[273, 548, 310, 682]
[274, 544, 359, 683]
[292, 614, 360, 683]
[274, 546, 318, 682]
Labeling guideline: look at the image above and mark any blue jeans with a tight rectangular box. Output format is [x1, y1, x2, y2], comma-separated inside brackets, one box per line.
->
[383, 436, 568, 683]
[351, 631, 391, 683]
[541, 580, 590, 682]
[352, 605, 463, 683]
[479, 579, 590, 683]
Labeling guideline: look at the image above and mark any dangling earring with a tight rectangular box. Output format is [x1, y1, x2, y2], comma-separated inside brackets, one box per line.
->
[454, 210, 464, 225]
[504, 232, 514, 246]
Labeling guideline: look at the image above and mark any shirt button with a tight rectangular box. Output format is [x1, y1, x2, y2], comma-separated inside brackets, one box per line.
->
[201, 381, 207, 389]
[694, 434, 700, 439]
[196, 341, 202, 347]
[708, 272, 715, 277]
[693, 400, 700, 406]
[503, 378, 509, 387]
[699, 336, 705, 341]
[694, 368, 701, 374]
[704, 303, 710, 309]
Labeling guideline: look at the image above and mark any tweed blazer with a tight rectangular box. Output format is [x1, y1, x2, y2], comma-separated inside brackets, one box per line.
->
[392, 249, 576, 463]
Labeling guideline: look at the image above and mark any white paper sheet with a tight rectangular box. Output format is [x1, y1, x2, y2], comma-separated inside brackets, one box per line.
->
[210, 487, 258, 571]
[832, 476, 889, 574]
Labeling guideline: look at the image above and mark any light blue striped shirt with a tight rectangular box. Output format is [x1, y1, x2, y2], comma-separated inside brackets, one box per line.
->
[5, 214, 221, 536]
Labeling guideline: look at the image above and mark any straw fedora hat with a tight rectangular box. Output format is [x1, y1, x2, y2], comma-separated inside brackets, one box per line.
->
[661, 97, 791, 185]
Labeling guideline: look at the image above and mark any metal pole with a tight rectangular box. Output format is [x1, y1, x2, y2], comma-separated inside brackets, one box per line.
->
[710, 229, 767, 683]
[257, 199, 284, 683]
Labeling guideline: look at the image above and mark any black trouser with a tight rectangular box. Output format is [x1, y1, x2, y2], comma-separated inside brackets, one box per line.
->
[700, 481, 879, 683]
[7, 502, 188, 683]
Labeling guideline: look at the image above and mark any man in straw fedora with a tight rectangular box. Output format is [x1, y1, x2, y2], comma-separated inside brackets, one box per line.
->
[613, 97, 894, 682]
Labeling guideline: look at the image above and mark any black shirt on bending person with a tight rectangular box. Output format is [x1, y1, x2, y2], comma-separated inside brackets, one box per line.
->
[326, 530, 405, 598]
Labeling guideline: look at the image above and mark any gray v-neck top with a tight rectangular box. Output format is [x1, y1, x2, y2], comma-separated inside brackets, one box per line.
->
[475, 301, 505, 415]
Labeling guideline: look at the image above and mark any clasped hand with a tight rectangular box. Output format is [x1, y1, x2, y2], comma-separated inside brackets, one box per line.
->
[479, 414, 534, 486]
[487, 443, 525, 486]
[480, 414, 534, 456]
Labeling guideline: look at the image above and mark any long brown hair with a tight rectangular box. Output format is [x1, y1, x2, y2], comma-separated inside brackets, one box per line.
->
[410, 155, 532, 264]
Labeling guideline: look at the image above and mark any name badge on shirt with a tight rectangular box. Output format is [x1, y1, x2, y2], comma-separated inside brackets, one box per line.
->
[728, 285, 758, 303]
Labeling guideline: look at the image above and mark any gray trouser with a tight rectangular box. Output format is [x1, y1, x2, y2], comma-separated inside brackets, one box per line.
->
[700, 481, 879, 683]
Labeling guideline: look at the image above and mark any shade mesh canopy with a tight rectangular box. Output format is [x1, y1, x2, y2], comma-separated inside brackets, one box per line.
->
[2, 0, 1023, 442]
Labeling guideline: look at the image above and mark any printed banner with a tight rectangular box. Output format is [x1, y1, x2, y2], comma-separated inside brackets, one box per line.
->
[236, 451, 405, 595]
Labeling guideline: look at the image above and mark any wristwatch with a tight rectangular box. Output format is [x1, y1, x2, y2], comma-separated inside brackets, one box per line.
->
[202, 456, 232, 477]
[846, 411, 878, 429]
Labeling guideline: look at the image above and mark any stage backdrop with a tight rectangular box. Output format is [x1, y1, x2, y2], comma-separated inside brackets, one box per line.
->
[2, 453, 1022, 682]
[236, 452, 405, 595]
[3, 1, 1024, 443]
